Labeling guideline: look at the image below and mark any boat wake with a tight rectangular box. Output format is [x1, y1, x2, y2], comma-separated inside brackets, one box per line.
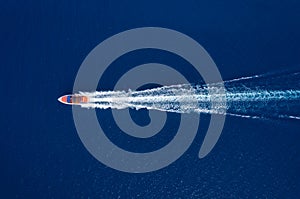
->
[77, 71, 300, 120]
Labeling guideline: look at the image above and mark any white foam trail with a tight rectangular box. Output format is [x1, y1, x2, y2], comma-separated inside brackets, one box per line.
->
[76, 72, 300, 120]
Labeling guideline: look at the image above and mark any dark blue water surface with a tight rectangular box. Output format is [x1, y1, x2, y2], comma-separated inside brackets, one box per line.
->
[1, 0, 300, 198]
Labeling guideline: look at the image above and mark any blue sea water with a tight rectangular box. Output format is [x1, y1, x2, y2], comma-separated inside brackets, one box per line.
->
[1, 0, 300, 198]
